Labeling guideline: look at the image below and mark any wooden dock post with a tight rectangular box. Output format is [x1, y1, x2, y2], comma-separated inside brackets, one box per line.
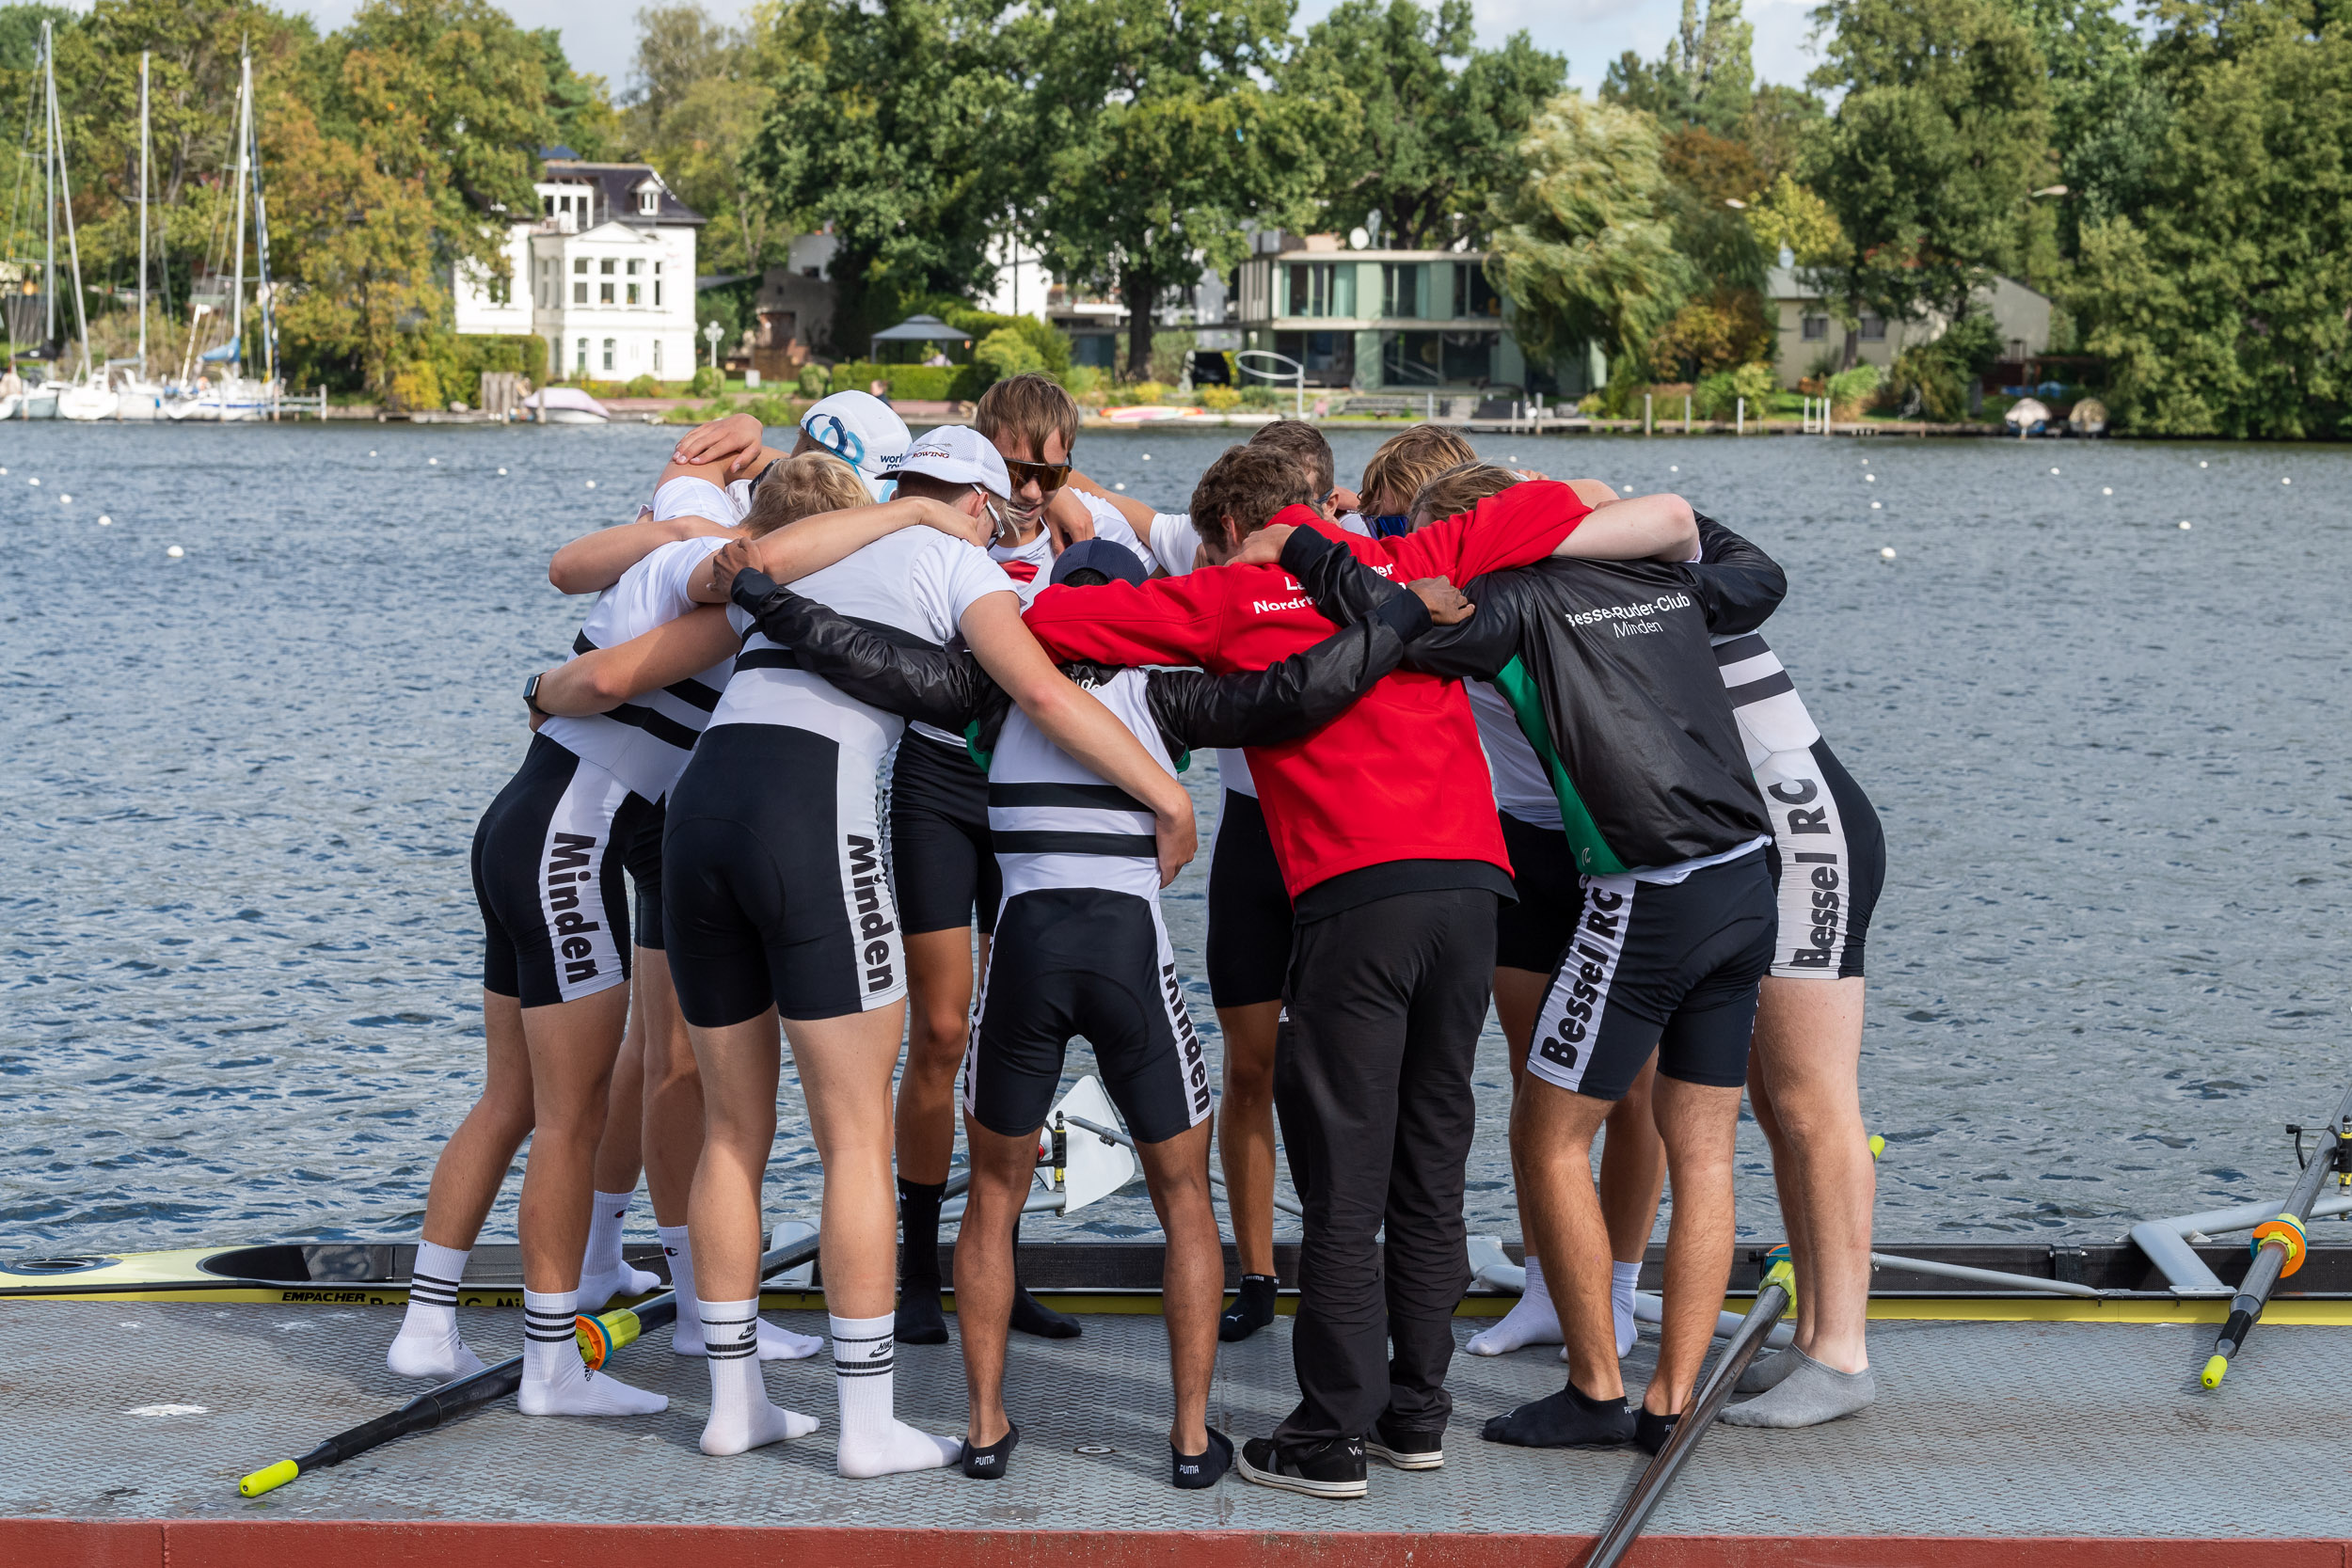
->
[1645, 393, 1653, 436]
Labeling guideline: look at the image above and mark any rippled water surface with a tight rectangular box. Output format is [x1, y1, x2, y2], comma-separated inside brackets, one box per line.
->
[4, 420, 2347, 1255]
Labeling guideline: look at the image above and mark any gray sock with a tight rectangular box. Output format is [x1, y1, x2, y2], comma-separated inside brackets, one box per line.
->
[1735, 1347, 1800, 1395]
[1720, 1349, 1875, 1428]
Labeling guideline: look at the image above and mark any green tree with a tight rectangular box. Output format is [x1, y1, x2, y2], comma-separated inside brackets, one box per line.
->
[2063, 0, 2352, 436]
[1289, 0, 1565, 248]
[1603, 0, 1756, 136]
[628, 4, 779, 274]
[534, 28, 623, 161]
[1487, 91, 1693, 389]
[1806, 0, 2055, 336]
[745, 0, 1022, 346]
[1025, 0, 1327, 376]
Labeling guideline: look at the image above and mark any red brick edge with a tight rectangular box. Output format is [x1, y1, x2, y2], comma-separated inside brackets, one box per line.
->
[4, 1520, 2341, 1568]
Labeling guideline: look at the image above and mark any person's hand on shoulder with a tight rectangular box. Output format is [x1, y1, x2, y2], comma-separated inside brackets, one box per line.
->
[693, 536, 757, 602]
[1409, 577, 1473, 625]
[671, 411, 767, 474]
[1230, 524, 1295, 566]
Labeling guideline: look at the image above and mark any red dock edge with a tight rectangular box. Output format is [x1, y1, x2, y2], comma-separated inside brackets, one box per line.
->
[5, 1521, 2344, 1567]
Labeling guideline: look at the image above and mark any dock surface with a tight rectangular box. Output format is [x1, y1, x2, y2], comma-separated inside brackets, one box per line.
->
[4, 1299, 2344, 1564]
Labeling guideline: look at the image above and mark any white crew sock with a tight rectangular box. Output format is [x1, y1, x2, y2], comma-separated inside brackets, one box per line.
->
[579, 1189, 659, 1310]
[517, 1288, 667, 1417]
[697, 1298, 820, 1455]
[1612, 1260, 1642, 1356]
[829, 1311, 958, 1479]
[1467, 1252, 1562, 1356]
[660, 1226, 822, 1361]
[389, 1240, 485, 1380]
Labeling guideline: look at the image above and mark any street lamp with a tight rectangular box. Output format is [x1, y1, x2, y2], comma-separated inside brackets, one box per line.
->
[703, 319, 723, 371]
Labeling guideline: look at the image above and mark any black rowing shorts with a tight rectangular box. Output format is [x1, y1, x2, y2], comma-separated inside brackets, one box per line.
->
[662, 723, 907, 1026]
[964, 887, 1214, 1146]
[1527, 848, 1776, 1101]
[1494, 809, 1580, 974]
[1757, 737, 1884, 980]
[1205, 788, 1292, 1008]
[472, 734, 660, 1007]
[888, 733, 1000, 938]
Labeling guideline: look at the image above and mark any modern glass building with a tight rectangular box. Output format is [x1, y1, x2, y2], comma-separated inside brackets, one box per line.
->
[1230, 240, 1535, 393]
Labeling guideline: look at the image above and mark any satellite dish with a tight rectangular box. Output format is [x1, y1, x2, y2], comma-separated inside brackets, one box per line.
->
[1347, 227, 1369, 250]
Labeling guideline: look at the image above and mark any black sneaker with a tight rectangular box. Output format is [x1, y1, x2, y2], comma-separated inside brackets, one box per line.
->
[1235, 1434, 1367, 1499]
[1365, 1415, 1443, 1471]
[1633, 1406, 1679, 1455]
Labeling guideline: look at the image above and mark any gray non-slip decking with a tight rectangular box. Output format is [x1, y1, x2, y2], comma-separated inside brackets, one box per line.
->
[1, 1300, 2341, 1539]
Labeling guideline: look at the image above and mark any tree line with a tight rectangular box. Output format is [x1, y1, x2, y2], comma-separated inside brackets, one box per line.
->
[3, 0, 2345, 436]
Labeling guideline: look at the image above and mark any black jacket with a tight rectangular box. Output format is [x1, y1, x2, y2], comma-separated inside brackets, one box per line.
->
[727, 565, 1434, 763]
[1279, 515, 1782, 875]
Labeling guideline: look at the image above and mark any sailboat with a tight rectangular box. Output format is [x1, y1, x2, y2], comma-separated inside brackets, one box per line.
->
[111, 52, 166, 420]
[26, 21, 111, 420]
[165, 46, 277, 422]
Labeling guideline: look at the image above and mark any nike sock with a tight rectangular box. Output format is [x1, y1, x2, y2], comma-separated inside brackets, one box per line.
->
[579, 1189, 658, 1310]
[660, 1225, 822, 1360]
[831, 1311, 959, 1479]
[389, 1241, 485, 1380]
[1721, 1351, 1877, 1428]
[517, 1288, 667, 1417]
[1466, 1252, 1562, 1355]
[896, 1178, 950, 1346]
[1612, 1260, 1642, 1356]
[1218, 1275, 1279, 1343]
[697, 1297, 819, 1454]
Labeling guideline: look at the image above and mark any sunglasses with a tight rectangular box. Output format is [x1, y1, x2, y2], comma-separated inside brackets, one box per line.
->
[1004, 457, 1071, 494]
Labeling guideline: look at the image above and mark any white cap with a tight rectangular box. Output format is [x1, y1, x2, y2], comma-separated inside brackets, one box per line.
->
[800, 391, 911, 499]
[891, 424, 1011, 499]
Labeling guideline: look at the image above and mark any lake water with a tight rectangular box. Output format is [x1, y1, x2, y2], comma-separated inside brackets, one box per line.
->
[3, 419, 2347, 1257]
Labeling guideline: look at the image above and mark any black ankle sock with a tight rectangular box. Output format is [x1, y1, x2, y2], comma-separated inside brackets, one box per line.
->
[1172, 1427, 1233, 1489]
[1634, 1406, 1680, 1455]
[960, 1420, 1020, 1479]
[1480, 1383, 1634, 1449]
[1008, 1216, 1081, 1339]
[896, 1177, 949, 1345]
[1218, 1274, 1279, 1342]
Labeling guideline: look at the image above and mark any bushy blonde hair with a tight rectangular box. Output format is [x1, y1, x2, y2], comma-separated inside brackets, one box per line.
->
[1361, 425, 1479, 516]
[743, 452, 870, 537]
[1409, 461, 1522, 527]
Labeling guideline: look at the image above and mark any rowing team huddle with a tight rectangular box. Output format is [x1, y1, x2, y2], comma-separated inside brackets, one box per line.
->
[383, 372, 1884, 1497]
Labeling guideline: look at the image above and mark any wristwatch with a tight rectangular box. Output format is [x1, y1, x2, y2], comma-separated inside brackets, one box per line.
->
[524, 672, 548, 718]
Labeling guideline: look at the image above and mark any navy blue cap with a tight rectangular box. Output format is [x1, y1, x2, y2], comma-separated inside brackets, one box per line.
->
[1048, 538, 1149, 589]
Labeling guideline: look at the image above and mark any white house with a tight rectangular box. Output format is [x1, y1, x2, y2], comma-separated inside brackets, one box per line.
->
[1765, 266, 2054, 388]
[453, 155, 707, 384]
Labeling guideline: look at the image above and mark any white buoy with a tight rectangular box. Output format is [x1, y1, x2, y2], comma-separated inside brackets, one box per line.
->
[167, 545, 184, 558]
[1114, 483, 1127, 492]
[27, 477, 39, 486]
[0, 467, 8, 474]
[58, 493, 70, 503]
[1141, 453, 1151, 461]
[428, 457, 438, 466]
[97, 515, 111, 526]
[2281, 477, 2291, 485]
[497, 467, 508, 476]
[1865, 473, 1876, 483]
[1669, 465, 1678, 472]
[1870, 500, 1882, 509]
[2180, 520, 2192, 530]
[2198, 460, 2208, 468]
[1880, 546, 1897, 560]
[2050, 467, 2060, 475]
[2102, 487, 2113, 496]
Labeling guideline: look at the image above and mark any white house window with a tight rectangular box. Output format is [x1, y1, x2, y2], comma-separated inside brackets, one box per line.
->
[1802, 315, 1829, 341]
[654, 281, 662, 308]
[601, 279, 614, 304]
[1859, 315, 1887, 341]
[574, 257, 588, 273]
[601, 259, 615, 275]
[627, 282, 641, 306]
[574, 279, 587, 305]
[653, 340, 662, 373]
[639, 187, 659, 215]
[602, 338, 615, 372]
[627, 260, 642, 276]
[575, 337, 588, 372]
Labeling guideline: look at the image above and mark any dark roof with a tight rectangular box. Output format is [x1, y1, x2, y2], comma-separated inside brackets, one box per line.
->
[538, 159, 707, 230]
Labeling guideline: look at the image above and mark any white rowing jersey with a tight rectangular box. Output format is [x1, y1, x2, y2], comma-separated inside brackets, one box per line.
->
[646, 473, 754, 529]
[538, 535, 731, 801]
[1101, 499, 1259, 799]
[716, 531, 1015, 779]
[989, 666, 1173, 905]
[1469, 679, 1562, 831]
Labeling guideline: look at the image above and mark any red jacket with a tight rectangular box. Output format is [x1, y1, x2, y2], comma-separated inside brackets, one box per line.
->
[1021, 481, 1591, 898]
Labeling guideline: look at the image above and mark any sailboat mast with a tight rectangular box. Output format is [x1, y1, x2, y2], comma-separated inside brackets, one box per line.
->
[40, 21, 53, 347]
[44, 22, 88, 377]
[138, 53, 150, 378]
[230, 48, 251, 372]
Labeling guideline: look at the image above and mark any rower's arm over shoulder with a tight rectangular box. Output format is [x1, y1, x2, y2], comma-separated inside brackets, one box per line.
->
[1144, 579, 1434, 751]
[533, 606, 738, 715]
[1278, 526, 1520, 683]
[1550, 490, 1699, 562]
[728, 568, 995, 732]
[1683, 515, 1787, 636]
[549, 511, 731, 595]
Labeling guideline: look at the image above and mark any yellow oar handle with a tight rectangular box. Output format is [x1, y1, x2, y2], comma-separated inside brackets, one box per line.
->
[1867, 1133, 1885, 1161]
[2201, 1354, 2229, 1389]
[239, 1458, 299, 1497]
[1762, 1244, 1798, 1315]
[576, 1307, 643, 1370]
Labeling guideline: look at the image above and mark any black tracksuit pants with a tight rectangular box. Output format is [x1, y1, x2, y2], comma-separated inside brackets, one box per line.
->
[1271, 887, 1495, 1449]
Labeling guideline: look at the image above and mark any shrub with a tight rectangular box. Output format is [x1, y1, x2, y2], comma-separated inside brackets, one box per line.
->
[797, 364, 829, 399]
[388, 363, 441, 412]
[1824, 362, 1882, 419]
[1692, 361, 1776, 420]
[1150, 330, 1195, 385]
[1200, 384, 1242, 411]
[829, 360, 889, 394]
[974, 327, 1045, 388]
[687, 366, 724, 399]
[625, 374, 661, 397]
[1889, 344, 1967, 421]
[1239, 383, 1282, 409]
[1057, 365, 1104, 402]
[930, 301, 1072, 376]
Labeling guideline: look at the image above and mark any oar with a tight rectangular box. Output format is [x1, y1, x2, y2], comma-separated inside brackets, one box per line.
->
[1581, 1250, 1795, 1568]
[237, 1177, 971, 1498]
[2201, 1079, 2352, 1389]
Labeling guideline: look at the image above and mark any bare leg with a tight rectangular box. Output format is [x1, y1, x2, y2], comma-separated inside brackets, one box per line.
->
[1512, 1077, 1620, 1400]
[515, 985, 633, 1291]
[419, 990, 537, 1251]
[1136, 1119, 1219, 1455]
[1598, 1062, 1666, 1263]
[1215, 1000, 1284, 1278]
[1749, 976, 1871, 1372]
[953, 1120, 1035, 1449]
[590, 990, 647, 1195]
[1641, 1075, 1743, 1416]
[1465, 969, 1568, 1357]
[638, 958, 704, 1227]
[898, 928, 979, 1185]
